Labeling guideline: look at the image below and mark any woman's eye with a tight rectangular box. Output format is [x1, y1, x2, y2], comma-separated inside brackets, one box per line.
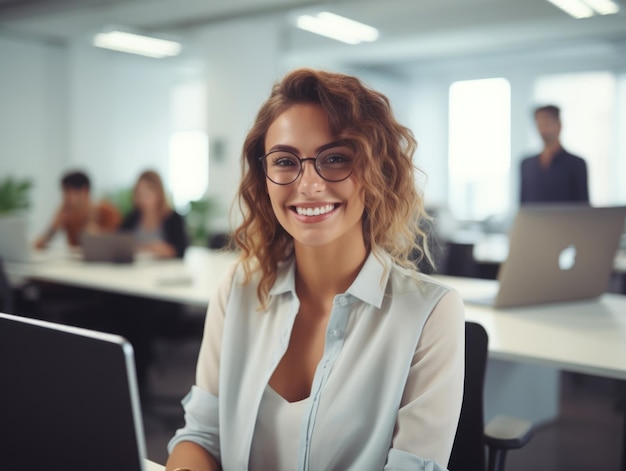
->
[327, 154, 347, 163]
[322, 153, 351, 165]
[272, 156, 298, 167]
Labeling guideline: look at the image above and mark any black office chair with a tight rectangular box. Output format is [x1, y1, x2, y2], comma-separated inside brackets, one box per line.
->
[449, 322, 534, 471]
[442, 241, 479, 278]
[208, 232, 233, 250]
[0, 258, 14, 314]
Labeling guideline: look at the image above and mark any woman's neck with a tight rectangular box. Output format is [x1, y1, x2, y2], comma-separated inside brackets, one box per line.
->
[294, 238, 368, 304]
[139, 208, 162, 230]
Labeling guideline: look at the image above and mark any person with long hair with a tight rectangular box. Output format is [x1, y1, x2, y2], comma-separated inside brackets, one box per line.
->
[166, 69, 464, 470]
[120, 170, 188, 258]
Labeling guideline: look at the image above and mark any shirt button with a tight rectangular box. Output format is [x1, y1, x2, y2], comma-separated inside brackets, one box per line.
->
[339, 296, 348, 306]
[330, 329, 339, 338]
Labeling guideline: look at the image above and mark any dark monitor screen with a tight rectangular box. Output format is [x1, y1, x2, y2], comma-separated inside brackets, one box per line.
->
[0, 313, 147, 470]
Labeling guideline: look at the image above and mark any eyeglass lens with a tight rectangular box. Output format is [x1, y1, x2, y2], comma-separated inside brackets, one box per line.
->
[262, 147, 353, 185]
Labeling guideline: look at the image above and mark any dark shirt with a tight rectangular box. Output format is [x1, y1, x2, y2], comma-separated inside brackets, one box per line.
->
[120, 209, 188, 258]
[520, 148, 589, 204]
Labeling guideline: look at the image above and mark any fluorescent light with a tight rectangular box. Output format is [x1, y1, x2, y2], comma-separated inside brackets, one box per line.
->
[546, 0, 620, 17]
[93, 30, 181, 58]
[581, 0, 620, 15]
[296, 12, 379, 45]
[547, 0, 594, 18]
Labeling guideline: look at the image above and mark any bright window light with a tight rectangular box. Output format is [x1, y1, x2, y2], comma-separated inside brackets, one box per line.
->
[448, 78, 511, 220]
[93, 30, 181, 58]
[169, 131, 209, 210]
[533, 71, 616, 205]
[296, 12, 379, 45]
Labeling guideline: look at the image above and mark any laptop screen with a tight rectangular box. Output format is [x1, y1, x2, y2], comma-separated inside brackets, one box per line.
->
[0, 313, 147, 470]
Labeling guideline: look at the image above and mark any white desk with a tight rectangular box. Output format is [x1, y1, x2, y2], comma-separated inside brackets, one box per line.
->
[146, 460, 164, 471]
[10, 253, 626, 380]
[438, 275, 626, 470]
[439, 275, 626, 380]
[6, 247, 239, 306]
[8, 254, 626, 468]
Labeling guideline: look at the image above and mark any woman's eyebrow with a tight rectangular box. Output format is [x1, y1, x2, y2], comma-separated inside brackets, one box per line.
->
[266, 140, 347, 155]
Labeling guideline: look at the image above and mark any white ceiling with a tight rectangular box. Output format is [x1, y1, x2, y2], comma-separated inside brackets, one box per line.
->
[1, 0, 625, 65]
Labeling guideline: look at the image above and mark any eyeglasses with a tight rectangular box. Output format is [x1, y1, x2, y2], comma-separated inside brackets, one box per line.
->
[259, 146, 354, 185]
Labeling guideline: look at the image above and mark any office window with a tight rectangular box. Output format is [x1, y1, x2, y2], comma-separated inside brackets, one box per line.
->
[168, 80, 209, 211]
[448, 78, 511, 221]
[168, 131, 209, 210]
[533, 71, 616, 205]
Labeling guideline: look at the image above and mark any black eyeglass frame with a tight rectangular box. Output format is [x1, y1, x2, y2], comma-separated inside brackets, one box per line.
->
[259, 147, 355, 186]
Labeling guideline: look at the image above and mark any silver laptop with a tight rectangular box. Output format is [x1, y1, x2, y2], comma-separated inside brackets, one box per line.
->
[0, 215, 53, 263]
[81, 231, 136, 263]
[468, 205, 626, 308]
[0, 312, 148, 470]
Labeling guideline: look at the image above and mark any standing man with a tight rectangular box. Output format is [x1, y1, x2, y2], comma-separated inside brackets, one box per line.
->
[34, 170, 121, 248]
[520, 104, 589, 204]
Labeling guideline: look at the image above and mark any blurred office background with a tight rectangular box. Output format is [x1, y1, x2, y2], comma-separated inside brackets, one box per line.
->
[2, 1, 626, 469]
[1, 0, 626, 239]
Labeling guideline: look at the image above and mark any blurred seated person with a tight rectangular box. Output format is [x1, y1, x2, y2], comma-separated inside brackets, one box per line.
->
[35, 171, 121, 249]
[120, 170, 188, 258]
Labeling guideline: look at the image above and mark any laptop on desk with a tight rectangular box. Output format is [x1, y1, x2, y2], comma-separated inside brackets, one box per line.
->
[81, 231, 136, 263]
[465, 205, 626, 308]
[0, 312, 148, 470]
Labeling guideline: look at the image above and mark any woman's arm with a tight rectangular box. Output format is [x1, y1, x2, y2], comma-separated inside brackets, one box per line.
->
[163, 211, 189, 258]
[165, 264, 236, 470]
[385, 289, 465, 469]
[166, 441, 220, 471]
[34, 207, 65, 248]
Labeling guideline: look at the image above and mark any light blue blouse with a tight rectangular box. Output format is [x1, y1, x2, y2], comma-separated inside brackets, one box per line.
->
[168, 251, 465, 470]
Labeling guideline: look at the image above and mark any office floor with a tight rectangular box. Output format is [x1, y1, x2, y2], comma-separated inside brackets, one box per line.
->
[141, 336, 624, 471]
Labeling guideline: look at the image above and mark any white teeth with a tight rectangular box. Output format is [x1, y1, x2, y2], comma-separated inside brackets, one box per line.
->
[296, 204, 335, 216]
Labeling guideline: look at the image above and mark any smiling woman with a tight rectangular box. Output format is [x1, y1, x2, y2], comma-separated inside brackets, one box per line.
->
[165, 68, 465, 471]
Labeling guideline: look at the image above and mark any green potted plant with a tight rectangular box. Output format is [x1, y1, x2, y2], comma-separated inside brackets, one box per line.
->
[0, 176, 33, 215]
[186, 196, 219, 246]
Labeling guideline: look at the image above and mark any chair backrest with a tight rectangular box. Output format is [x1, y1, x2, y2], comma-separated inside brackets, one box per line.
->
[448, 321, 489, 471]
[443, 242, 478, 277]
[0, 258, 14, 313]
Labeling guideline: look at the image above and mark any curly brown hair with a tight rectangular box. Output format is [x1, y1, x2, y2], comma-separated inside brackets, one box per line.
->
[232, 68, 431, 305]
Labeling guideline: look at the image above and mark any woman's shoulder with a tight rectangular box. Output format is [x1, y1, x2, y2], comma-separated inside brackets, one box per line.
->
[119, 208, 140, 229]
[389, 261, 459, 303]
[164, 209, 185, 223]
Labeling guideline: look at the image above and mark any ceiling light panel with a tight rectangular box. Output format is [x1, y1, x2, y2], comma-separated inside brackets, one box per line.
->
[93, 30, 182, 58]
[546, 0, 621, 17]
[296, 12, 379, 45]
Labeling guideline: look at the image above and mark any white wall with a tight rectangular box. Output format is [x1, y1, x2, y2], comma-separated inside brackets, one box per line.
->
[1, 14, 285, 238]
[67, 39, 179, 197]
[191, 15, 283, 230]
[2, 22, 626, 241]
[403, 43, 626, 219]
[0, 36, 68, 237]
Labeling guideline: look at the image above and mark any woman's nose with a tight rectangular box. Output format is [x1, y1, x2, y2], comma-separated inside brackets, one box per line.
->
[297, 160, 325, 193]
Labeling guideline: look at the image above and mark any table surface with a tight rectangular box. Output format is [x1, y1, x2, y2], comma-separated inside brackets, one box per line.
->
[8, 249, 626, 381]
[6, 246, 239, 306]
[8, 250, 626, 469]
[437, 275, 626, 380]
[146, 460, 164, 471]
